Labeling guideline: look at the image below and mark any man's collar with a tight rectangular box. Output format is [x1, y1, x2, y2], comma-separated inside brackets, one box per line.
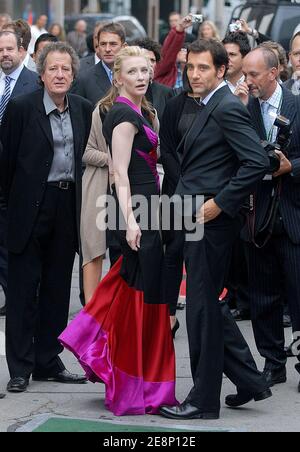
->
[259, 82, 282, 107]
[43, 89, 69, 115]
[202, 80, 227, 105]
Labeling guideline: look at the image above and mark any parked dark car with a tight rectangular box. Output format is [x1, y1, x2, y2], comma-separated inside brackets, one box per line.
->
[230, 0, 300, 51]
[64, 14, 147, 44]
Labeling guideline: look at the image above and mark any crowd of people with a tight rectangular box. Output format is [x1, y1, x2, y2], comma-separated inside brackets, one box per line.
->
[0, 9, 300, 420]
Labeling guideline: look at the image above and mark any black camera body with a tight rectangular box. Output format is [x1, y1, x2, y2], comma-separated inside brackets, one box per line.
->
[261, 115, 292, 174]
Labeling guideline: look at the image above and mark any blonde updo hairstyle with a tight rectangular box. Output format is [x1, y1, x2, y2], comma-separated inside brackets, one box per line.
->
[99, 46, 155, 125]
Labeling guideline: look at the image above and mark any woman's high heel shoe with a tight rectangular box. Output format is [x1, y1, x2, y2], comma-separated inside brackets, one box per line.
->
[172, 319, 180, 339]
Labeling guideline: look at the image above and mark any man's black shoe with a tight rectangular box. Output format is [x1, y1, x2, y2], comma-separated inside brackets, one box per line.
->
[7, 377, 29, 393]
[225, 388, 272, 407]
[0, 304, 6, 317]
[32, 369, 87, 384]
[159, 402, 219, 420]
[0, 393, 6, 399]
[231, 309, 251, 321]
[285, 340, 300, 358]
[263, 368, 287, 387]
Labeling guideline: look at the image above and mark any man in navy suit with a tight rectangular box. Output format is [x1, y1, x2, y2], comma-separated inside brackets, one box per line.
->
[0, 30, 39, 316]
[71, 22, 126, 106]
[236, 46, 300, 391]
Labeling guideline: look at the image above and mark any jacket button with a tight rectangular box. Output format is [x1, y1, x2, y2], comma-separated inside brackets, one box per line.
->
[36, 201, 40, 207]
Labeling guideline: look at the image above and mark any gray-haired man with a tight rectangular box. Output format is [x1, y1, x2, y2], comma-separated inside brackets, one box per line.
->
[0, 42, 93, 393]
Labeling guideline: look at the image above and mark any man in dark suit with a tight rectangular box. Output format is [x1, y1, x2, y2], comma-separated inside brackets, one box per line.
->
[0, 30, 40, 316]
[78, 23, 103, 75]
[236, 46, 300, 391]
[71, 22, 126, 106]
[0, 42, 93, 393]
[285, 32, 300, 95]
[160, 39, 271, 420]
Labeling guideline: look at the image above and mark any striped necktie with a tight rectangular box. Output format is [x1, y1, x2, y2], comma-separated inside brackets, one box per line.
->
[0, 76, 12, 124]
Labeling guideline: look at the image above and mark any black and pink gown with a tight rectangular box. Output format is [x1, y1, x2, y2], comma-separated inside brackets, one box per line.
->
[59, 97, 177, 416]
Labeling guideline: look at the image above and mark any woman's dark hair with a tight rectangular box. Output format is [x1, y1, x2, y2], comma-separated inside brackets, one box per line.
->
[188, 39, 229, 71]
[134, 38, 162, 62]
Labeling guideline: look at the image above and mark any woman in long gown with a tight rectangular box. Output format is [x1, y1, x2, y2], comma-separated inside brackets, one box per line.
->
[59, 46, 177, 417]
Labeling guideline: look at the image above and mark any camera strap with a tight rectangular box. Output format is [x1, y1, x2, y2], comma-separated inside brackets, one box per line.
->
[247, 178, 282, 249]
[265, 92, 283, 143]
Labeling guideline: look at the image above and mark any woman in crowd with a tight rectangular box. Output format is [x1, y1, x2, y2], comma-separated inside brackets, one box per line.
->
[59, 46, 177, 416]
[198, 20, 220, 40]
[48, 23, 66, 41]
[80, 108, 110, 304]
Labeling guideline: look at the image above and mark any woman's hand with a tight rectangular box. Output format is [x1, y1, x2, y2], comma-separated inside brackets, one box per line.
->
[126, 216, 142, 251]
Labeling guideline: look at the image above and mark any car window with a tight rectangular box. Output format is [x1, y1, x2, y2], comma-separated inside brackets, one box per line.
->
[271, 5, 300, 50]
[259, 13, 275, 35]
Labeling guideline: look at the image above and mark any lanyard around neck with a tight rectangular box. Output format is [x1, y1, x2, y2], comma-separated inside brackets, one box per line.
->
[266, 92, 283, 142]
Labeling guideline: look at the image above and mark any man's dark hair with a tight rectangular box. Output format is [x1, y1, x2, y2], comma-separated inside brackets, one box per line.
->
[97, 22, 126, 44]
[34, 33, 58, 54]
[134, 38, 161, 62]
[222, 31, 251, 57]
[3, 19, 31, 51]
[290, 31, 300, 51]
[188, 39, 229, 71]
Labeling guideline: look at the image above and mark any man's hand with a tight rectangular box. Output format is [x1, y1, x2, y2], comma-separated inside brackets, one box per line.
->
[196, 199, 222, 224]
[273, 151, 292, 178]
[239, 19, 252, 35]
[177, 15, 193, 32]
[234, 82, 250, 106]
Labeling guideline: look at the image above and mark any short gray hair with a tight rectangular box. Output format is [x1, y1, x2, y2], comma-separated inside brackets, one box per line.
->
[36, 42, 80, 79]
[255, 46, 279, 70]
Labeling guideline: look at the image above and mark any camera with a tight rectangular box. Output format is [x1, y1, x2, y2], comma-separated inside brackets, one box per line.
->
[190, 14, 203, 23]
[229, 21, 242, 32]
[261, 115, 292, 174]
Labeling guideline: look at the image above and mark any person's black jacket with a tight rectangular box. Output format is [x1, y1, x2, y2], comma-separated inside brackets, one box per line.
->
[71, 61, 111, 106]
[146, 81, 174, 122]
[160, 86, 269, 218]
[9, 66, 40, 98]
[0, 89, 93, 254]
[242, 86, 300, 244]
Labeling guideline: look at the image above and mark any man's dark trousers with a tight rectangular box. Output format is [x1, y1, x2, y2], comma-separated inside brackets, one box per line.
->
[247, 231, 300, 372]
[6, 185, 77, 379]
[185, 213, 268, 413]
[0, 207, 7, 299]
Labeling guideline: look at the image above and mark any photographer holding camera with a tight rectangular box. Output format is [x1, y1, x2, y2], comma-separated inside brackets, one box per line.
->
[236, 46, 300, 391]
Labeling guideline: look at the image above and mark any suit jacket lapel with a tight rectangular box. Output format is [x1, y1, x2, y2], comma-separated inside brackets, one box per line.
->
[249, 98, 267, 141]
[95, 62, 111, 93]
[183, 86, 229, 160]
[68, 95, 81, 157]
[11, 68, 27, 99]
[280, 86, 296, 126]
[36, 91, 53, 147]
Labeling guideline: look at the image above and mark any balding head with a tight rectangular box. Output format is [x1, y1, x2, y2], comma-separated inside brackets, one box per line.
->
[243, 47, 279, 100]
[75, 20, 87, 34]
